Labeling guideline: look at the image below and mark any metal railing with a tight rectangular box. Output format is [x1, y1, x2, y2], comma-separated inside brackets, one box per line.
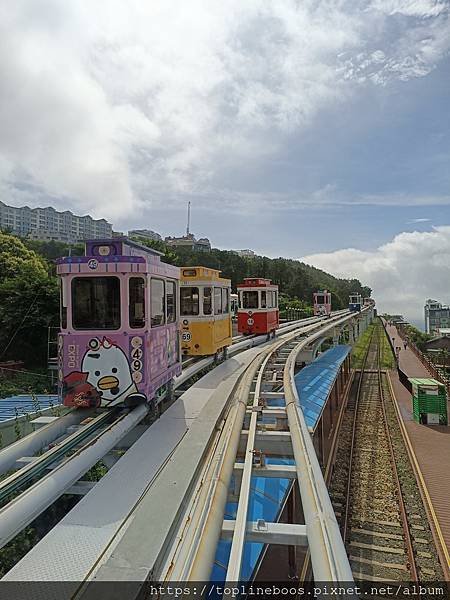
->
[280, 308, 312, 322]
[395, 326, 450, 396]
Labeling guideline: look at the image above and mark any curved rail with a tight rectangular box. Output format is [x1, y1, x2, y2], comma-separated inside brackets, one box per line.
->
[0, 312, 346, 480]
[0, 314, 346, 557]
[0, 405, 148, 549]
[0, 310, 358, 581]
[0, 410, 116, 505]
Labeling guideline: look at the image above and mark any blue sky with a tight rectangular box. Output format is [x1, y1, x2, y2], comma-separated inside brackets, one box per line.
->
[1, 0, 449, 323]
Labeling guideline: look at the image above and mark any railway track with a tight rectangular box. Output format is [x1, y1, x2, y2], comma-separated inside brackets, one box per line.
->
[330, 321, 443, 582]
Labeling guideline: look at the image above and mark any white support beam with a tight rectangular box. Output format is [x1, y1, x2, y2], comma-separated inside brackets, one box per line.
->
[14, 456, 39, 468]
[245, 408, 286, 418]
[234, 463, 296, 479]
[260, 392, 284, 400]
[225, 350, 272, 582]
[222, 520, 308, 546]
[239, 430, 293, 456]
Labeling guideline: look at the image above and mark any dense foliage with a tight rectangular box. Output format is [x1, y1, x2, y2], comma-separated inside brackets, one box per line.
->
[132, 237, 371, 310]
[0, 371, 53, 400]
[0, 232, 60, 367]
[402, 324, 434, 351]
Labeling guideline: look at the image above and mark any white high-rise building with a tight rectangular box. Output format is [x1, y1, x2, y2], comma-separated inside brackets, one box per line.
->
[424, 299, 450, 334]
[0, 201, 112, 243]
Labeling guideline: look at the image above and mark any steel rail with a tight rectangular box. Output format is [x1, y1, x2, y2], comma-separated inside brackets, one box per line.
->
[376, 326, 419, 581]
[0, 315, 328, 483]
[0, 314, 344, 520]
[0, 312, 345, 476]
[0, 410, 88, 477]
[341, 326, 375, 543]
[174, 311, 348, 389]
[0, 410, 116, 504]
[385, 371, 450, 576]
[0, 404, 149, 550]
[225, 346, 279, 581]
[0, 311, 352, 573]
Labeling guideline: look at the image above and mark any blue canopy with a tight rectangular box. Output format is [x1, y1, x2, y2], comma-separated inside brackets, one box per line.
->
[0, 395, 60, 423]
[295, 345, 351, 430]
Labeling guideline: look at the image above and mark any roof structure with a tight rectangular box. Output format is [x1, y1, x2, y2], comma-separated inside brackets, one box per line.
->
[294, 345, 352, 430]
[0, 395, 60, 423]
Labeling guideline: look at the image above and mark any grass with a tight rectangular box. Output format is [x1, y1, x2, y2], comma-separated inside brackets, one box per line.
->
[0, 370, 55, 400]
[351, 319, 395, 369]
[379, 324, 395, 369]
[351, 323, 375, 369]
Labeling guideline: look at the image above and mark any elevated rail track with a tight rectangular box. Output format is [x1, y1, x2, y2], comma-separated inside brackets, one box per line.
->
[1, 308, 373, 589]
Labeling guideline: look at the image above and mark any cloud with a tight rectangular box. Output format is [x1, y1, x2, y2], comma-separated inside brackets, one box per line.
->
[408, 217, 431, 223]
[0, 1, 449, 221]
[301, 226, 450, 324]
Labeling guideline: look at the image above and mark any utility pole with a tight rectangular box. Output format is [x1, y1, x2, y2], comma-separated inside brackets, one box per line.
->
[186, 201, 191, 236]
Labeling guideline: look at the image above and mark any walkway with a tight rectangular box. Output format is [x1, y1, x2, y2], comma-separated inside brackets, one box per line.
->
[384, 321, 450, 572]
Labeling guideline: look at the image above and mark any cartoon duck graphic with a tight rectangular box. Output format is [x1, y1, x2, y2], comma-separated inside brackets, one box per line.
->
[81, 338, 146, 407]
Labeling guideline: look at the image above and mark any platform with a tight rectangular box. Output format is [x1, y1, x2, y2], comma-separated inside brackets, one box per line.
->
[384, 322, 450, 569]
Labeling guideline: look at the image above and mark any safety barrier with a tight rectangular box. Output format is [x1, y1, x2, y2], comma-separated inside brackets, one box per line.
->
[381, 318, 450, 396]
[380, 319, 412, 393]
[280, 308, 312, 322]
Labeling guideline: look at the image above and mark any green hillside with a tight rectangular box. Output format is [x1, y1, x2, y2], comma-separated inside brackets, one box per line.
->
[134, 238, 371, 311]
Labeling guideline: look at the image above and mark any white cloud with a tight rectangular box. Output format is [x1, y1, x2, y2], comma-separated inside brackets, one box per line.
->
[301, 226, 450, 324]
[0, 1, 449, 221]
[408, 217, 431, 222]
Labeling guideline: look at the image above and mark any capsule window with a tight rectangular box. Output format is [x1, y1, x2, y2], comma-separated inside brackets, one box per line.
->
[222, 288, 229, 314]
[214, 288, 222, 315]
[166, 280, 176, 323]
[242, 291, 258, 309]
[60, 279, 67, 329]
[129, 277, 146, 329]
[72, 277, 120, 330]
[151, 278, 165, 327]
[203, 287, 212, 315]
[180, 287, 199, 316]
[260, 291, 267, 309]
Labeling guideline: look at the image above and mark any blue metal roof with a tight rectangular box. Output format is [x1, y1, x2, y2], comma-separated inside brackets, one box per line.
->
[294, 345, 351, 429]
[212, 456, 294, 582]
[0, 395, 60, 423]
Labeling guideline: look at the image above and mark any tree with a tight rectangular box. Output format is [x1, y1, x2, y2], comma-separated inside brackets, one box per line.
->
[0, 233, 59, 366]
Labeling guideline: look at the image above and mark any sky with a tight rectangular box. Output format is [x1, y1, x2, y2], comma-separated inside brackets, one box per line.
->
[1, 0, 450, 325]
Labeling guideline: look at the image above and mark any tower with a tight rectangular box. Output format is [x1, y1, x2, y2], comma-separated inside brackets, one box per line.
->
[186, 201, 191, 237]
